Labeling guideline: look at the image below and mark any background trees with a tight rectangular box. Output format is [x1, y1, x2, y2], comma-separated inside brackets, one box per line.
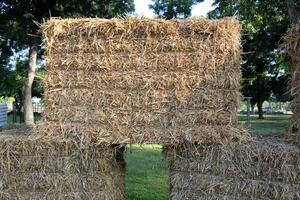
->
[285, 0, 300, 24]
[0, 0, 134, 125]
[150, 0, 203, 19]
[208, 0, 291, 119]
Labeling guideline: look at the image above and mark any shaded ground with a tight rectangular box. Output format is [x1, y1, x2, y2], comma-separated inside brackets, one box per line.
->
[7, 113, 42, 124]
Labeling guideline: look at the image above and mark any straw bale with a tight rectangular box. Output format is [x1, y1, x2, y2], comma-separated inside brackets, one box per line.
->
[169, 173, 299, 200]
[0, 192, 119, 200]
[44, 88, 240, 111]
[34, 121, 248, 144]
[38, 17, 248, 144]
[44, 36, 238, 55]
[283, 21, 300, 141]
[45, 52, 239, 73]
[42, 17, 240, 53]
[44, 106, 237, 125]
[44, 70, 240, 91]
[0, 128, 125, 200]
[164, 138, 300, 200]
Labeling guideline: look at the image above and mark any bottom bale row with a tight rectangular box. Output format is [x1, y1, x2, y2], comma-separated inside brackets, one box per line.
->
[164, 139, 300, 200]
[0, 128, 299, 200]
[0, 128, 125, 200]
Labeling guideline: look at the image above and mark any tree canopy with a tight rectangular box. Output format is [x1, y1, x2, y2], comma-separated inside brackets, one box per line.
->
[0, 0, 135, 59]
[149, 0, 204, 19]
[208, 0, 291, 118]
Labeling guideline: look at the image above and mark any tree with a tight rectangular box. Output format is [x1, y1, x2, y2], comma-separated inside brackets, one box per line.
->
[0, 0, 134, 125]
[149, 0, 204, 19]
[285, 0, 300, 24]
[1, 59, 44, 117]
[209, 0, 290, 119]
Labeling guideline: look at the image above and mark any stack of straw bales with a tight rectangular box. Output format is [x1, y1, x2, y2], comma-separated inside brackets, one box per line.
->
[283, 21, 300, 143]
[164, 139, 300, 200]
[36, 17, 248, 144]
[0, 127, 125, 200]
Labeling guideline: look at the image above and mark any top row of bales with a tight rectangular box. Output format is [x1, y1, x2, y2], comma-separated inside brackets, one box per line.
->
[35, 17, 249, 145]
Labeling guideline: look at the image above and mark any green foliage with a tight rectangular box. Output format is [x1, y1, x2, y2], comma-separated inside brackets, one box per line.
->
[56, 0, 134, 18]
[0, 59, 44, 101]
[208, 0, 291, 118]
[149, 0, 204, 19]
[0, 0, 135, 49]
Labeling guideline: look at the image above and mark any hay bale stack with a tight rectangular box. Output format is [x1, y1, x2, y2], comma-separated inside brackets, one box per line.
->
[0, 128, 125, 200]
[37, 17, 248, 144]
[164, 139, 300, 200]
[283, 21, 300, 142]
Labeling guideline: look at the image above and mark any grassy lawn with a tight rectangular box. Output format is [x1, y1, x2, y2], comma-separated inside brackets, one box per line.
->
[125, 145, 168, 200]
[7, 113, 42, 124]
[239, 114, 291, 134]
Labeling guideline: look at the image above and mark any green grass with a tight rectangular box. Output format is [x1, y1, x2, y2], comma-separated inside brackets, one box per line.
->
[7, 114, 22, 124]
[238, 114, 291, 121]
[7, 113, 42, 124]
[125, 145, 168, 200]
[239, 114, 291, 134]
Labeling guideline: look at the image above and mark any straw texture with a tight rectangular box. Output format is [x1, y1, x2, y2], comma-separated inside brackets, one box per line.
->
[283, 21, 300, 143]
[164, 138, 300, 200]
[0, 128, 125, 200]
[164, 139, 300, 200]
[37, 17, 248, 144]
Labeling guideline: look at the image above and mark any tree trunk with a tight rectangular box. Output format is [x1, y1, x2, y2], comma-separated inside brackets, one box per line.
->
[23, 44, 37, 126]
[251, 103, 255, 114]
[257, 101, 264, 119]
[285, 0, 300, 24]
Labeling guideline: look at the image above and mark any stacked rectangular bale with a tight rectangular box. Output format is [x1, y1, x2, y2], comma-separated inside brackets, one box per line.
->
[35, 17, 248, 144]
[163, 139, 300, 200]
[156, 18, 300, 199]
[0, 127, 125, 200]
[35, 17, 252, 200]
[283, 21, 300, 143]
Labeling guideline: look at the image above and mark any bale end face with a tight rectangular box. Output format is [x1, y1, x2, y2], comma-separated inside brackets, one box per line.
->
[0, 127, 126, 200]
[39, 17, 247, 145]
[164, 138, 300, 200]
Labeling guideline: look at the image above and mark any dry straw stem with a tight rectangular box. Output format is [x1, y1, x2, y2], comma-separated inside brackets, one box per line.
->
[283, 21, 300, 57]
[0, 127, 125, 200]
[34, 121, 249, 145]
[283, 21, 300, 139]
[164, 138, 300, 200]
[42, 17, 241, 56]
[43, 106, 237, 126]
[44, 69, 240, 91]
[38, 16, 247, 144]
[44, 88, 240, 110]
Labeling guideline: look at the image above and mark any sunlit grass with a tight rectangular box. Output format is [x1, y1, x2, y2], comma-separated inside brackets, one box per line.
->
[125, 145, 168, 200]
